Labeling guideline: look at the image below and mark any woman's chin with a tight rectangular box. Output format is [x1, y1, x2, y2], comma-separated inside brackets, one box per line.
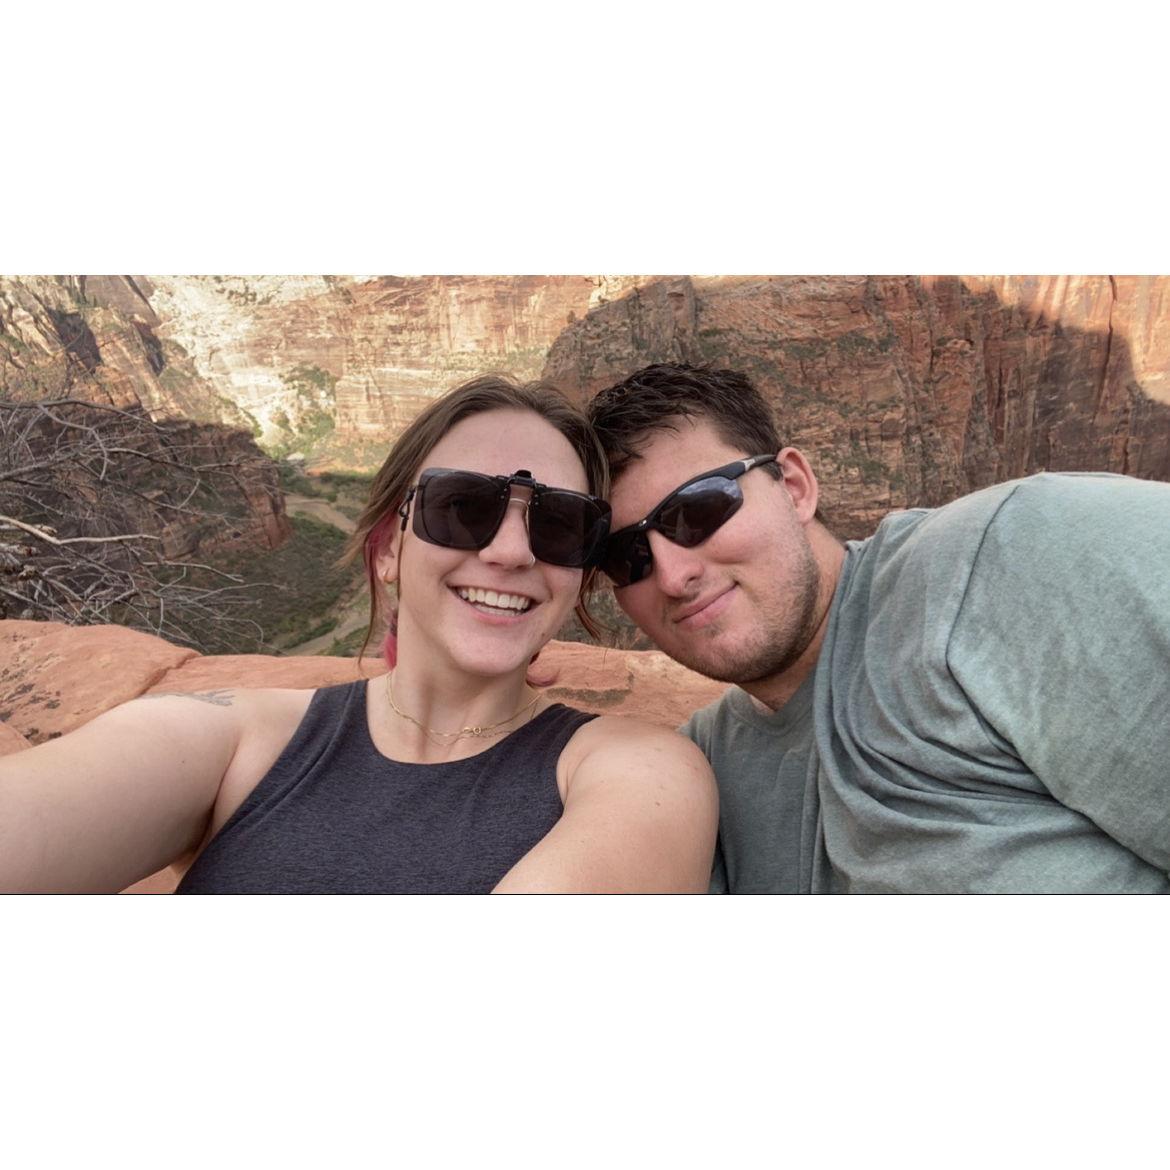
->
[414, 630, 554, 681]
[447, 648, 543, 681]
[398, 599, 573, 679]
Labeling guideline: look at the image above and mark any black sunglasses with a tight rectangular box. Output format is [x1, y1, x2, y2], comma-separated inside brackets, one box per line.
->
[400, 467, 611, 569]
[601, 454, 778, 587]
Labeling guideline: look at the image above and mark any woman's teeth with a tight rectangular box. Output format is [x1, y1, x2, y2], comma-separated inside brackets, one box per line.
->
[456, 587, 533, 614]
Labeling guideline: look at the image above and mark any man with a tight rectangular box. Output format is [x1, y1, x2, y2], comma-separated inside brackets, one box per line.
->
[587, 363, 1170, 892]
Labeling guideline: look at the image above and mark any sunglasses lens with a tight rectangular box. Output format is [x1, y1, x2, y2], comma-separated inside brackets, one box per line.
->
[416, 472, 503, 549]
[657, 478, 743, 546]
[602, 477, 744, 586]
[414, 470, 609, 567]
[602, 530, 652, 587]
[530, 490, 611, 568]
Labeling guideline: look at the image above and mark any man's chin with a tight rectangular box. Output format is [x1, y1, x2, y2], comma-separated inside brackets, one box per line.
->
[650, 634, 771, 685]
[639, 621, 811, 686]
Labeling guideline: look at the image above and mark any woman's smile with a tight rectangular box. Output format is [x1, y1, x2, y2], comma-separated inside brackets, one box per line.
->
[453, 585, 537, 618]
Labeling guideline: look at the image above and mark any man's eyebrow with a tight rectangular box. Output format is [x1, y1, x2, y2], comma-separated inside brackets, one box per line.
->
[140, 690, 236, 707]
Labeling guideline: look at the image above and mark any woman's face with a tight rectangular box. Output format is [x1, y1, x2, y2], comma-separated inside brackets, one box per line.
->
[377, 407, 590, 679]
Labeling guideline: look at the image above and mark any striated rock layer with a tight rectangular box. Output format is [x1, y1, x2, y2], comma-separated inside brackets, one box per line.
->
[0, 276, 289, 552]
[9, 275, 1170, 540]
[145, 275, 645, 462]
[544, 275, 1170, 537]
[0, 619, 727, 892]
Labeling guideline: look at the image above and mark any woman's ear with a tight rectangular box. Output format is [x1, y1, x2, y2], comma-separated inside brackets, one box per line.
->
[374, 504, 406, 585]
[375, 547, 398, 586]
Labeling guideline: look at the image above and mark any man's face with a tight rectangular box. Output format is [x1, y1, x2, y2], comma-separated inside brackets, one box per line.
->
[606, 417, 823, 686]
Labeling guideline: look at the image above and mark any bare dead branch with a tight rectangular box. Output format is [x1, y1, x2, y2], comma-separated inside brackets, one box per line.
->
[0, 513, 163, 546]
[0, 396, 282, 650]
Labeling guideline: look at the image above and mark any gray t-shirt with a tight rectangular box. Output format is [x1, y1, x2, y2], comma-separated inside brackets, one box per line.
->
[685, 472, 1170, 893]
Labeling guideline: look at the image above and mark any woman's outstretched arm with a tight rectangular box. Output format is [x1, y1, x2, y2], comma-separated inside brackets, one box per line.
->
[0, 691, 249, 893]
[493, 717, 718, 893]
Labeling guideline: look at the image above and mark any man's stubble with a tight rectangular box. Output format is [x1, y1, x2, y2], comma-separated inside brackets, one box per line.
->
[667, 536, 824, 687]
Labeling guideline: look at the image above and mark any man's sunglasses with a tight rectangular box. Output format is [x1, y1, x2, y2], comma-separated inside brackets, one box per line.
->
[400, 467, 612, 569]
[601, 454, 778, 587]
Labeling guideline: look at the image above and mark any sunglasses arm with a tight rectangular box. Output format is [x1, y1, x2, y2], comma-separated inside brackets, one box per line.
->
[398, 487, 417, 531]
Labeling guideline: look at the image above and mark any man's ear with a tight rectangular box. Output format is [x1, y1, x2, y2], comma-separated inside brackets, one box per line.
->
[775, 447, 819, 525]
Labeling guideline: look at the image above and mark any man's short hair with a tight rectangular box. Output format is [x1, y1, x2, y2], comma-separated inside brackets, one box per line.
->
[587, 363, 782, 474]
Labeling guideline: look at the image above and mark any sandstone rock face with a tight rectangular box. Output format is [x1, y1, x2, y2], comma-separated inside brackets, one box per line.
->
[144, 275, 646, 464]
[3, 276, 232, 423]
[10, 274, 1169, 543]
[151, 651, 383, 696]
[0, 618, 726, 893]
[0, 718, 29, 756]
[0, 276, 289, 552]
[0, 620, 197, 742]
[544, 275, 1170, 537]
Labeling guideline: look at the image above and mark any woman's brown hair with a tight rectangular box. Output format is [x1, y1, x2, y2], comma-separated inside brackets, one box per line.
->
[343, 374, 610, 661]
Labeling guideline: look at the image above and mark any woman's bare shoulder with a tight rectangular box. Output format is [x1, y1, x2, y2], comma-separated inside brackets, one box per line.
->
[499, 711, 717, 893]
[566, 711, 708, 752]
[559, 712, 714, 791]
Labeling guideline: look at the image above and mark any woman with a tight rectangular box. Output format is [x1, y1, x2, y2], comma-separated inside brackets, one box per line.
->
[0, 375, 717, 893]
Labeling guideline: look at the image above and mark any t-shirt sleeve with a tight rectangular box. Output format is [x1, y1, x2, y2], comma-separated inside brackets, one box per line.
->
[947, 474, 1170, 871]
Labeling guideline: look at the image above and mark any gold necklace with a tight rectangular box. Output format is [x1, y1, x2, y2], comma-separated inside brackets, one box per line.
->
[386, 674, 541, 746]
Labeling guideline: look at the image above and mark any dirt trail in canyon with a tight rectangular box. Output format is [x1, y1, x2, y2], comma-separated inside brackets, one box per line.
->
[282, 494, 370, 656]
[284, 493, 356, 533]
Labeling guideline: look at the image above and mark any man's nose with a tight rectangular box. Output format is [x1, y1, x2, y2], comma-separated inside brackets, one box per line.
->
[645, 529, 703, 595]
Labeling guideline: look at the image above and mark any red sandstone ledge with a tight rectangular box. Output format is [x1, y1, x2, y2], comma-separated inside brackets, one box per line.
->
[0, 619, 727, 894]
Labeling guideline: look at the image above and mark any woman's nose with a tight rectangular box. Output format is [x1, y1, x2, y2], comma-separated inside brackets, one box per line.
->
[479, 492, 535, 567]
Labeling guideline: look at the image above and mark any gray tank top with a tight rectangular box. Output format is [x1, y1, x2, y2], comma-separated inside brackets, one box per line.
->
[176, 680, 596, 894]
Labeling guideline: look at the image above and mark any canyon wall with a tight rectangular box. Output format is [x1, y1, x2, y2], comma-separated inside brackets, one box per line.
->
[139, 274, 1170, 537]
[145, 275, 644, 465]
[0, 276, 288, 552]
[8, 274, 1170, 544]
[544, 275, 1170, 537]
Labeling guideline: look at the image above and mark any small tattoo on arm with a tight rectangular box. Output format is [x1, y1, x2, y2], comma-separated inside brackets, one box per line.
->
[143, 689, 236, 707]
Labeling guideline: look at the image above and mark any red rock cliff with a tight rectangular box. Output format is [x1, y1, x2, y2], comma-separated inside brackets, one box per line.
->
[15, 274, 1169, 541]
[146, 275, 644, 464]
[0, 276, 289, 552]
[544, 275, 1170, 537]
